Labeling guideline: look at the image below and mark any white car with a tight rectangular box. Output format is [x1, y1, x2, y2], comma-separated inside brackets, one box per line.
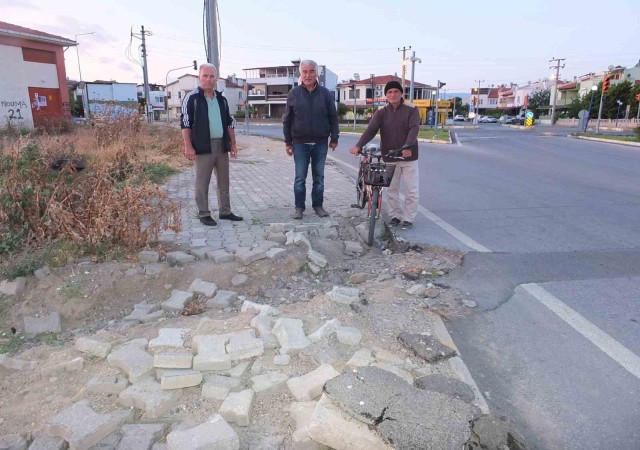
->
[453, 115, 466, 122]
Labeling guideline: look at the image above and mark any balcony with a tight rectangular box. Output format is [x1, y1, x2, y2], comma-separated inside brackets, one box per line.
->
[246, 76, 295, 86]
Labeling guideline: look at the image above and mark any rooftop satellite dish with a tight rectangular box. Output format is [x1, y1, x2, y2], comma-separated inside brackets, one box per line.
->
[608, 65, 615, 72]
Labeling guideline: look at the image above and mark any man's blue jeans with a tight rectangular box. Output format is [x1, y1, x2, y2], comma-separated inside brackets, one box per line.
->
[293, 143, 328, 210]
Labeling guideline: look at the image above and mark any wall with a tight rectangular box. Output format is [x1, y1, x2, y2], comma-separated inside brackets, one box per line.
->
[84, 83, 139, 118]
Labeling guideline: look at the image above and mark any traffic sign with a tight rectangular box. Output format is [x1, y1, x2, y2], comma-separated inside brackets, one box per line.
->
[525, 111, 534, 119]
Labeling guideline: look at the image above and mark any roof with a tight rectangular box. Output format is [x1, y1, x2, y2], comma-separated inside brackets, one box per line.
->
[337, 75, 432, 89]
[499, 89, 514, 97]
[0, 21, 76, 46]
[166, 73, 198, 86]
[225, 79, 242, 89]
[558, 81, 577, 90]
[488, 88, 500, 99]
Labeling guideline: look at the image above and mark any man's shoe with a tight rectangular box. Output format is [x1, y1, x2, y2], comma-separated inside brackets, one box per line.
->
[219, 213, 243, 221]
[389, 217, 401, 226]
[292, 208, 304, 220]
[401, 221, 413, 229]
[199, 216, 217, 226]
[313, 207, 330, 217]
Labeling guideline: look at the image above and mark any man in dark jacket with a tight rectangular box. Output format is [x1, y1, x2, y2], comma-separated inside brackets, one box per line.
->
[350, 80, 420, 229]
[283, 59, 339, 219]
[181, 63, 242, 226]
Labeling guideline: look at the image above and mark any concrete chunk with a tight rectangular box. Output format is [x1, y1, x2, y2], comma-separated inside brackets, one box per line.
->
[149, 328, 190, 350]
[160, 369, 203, 390]
[46, 400, 129, 450]
[231, 274, 248, 287]
[119, 377, 182, 418]
[192, 335, 230, 371]
[241, 300, 277, 316]
[235, 247, 267, 265]
[201, 375, 241, 400]
[161, 291, 193, 312]
[166, 414, 239, 450]
[273, 318, 311, 355]
[107, 339, 153, 383]
[86, 376, 129, 395]
[251, 372, 289, 397]
[266, 247, 286, 260]
[165, 251, 195, 265]
[219, 389, 255, 426]
[406, 284, 427, 296]
[188, 279, 217, 297]
[290, 402, 329, 450]
[397, 332, 457, 363]
[336, 327, 362, 346]
[117, 423, 166, 450]
[27, 435, 68, 450]
[274, 354, 290, 366]
[328, 286, 360, 305]
[307, 249, 328, 268]
[0, 277, 26, 296]
[346, 348, 375, 368]
[308, 319, 341, 343]
[0, 433, 28, 450]
[206, 290, 238, 309]
[123, 303, 165, 323]
[344, 241, 365, 257]
[40, 357, 83, 377]
[24, 312, 61, 335]
[0, 354, 37, 371]
[138, 251, 160, 263]
[225, 332, 264, 361]
[269, 223, 294, 233]
[287, 364, 340, 401]
[75, 338, 111, 359]
[205, 249, 235, 263]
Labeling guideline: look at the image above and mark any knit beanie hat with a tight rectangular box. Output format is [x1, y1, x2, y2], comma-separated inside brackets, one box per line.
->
[384, 80, 403, 94]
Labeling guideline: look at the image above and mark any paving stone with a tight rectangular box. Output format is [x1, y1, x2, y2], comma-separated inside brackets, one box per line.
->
[370, 362, 414, 385]
[206, 290, 238, 309]
[160, 369, 203, 390]
[75, 338, 112, 359]
[0, 354, 37, 371]
[46, 400, 131, 450]
[143, 264, 168, 275]
[308, 394, 392, 450]
[149, 328, 190, 350]
[153, 352, 193, 369]
[205, 249, 235, 263]
[161, 291, 193, 312]
[290, 402, 329, 450]
[85, 376, 129, 395]
[250, 372, 289, 397]
[116, 423, 166, 450]
[123, 303, 165, 323]
[286, 231, 310, 249]
[24, 312, 61, 335]
[346, 348, 375, 368]
[225, 360, 252, 379]
[317, 227, 338, 239]
[266, 247, 286, 260]
[165, 251, 195, 265]
[219, 389, 255, 426]
[192, 335, 230, 371]
[165, 414, 239, 450]
[88, 431, 120, 449]
[307, 262, 322, 275]
[225, 331, 264, 361]
[307, 250, 328, 268]
[241, 300, 277, 316]
[249, 316, 278, 348]
[266, 233, 287, 244]
[328, 286, 360, 305]
[406, 283, 427, 296]
[273, 318, 311, 355]
[235, 247, 267, 265]
[415, 374, 476, 404]
[273, 354, 290, 366]
[27, 434, 67, 450]
[269, 223, 294, 233]
[0, 277, 26, 296]
[344, 241, 365, 257]
[323, 366, 478, 450]
[187, 246, 216, 260]
[397, 332, 457, 363]
[0, 433, 28, 450]
[119, 377, 182, 419]
[372, 347, 405, 367]
[201, 375, 241, 400]
[188, 279, 217, 297]
[138, 251, 160, 263]
[336, 327, 362, 346]
[40, 357, 83, 377]
[287, 363, 340, 402]
[308, 319, 341, 343]
[107, 339, 154, 383]
[33, 266, 52, 280]
[230, 274, 248, 287]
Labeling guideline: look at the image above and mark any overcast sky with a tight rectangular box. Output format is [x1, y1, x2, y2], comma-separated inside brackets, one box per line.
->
[3, 0, 639, 92]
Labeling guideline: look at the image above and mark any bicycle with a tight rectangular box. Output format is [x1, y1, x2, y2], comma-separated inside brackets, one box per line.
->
[351, 144, 407, 246]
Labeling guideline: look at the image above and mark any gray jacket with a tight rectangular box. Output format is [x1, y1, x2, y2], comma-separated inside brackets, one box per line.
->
[282, 83, 339, 145]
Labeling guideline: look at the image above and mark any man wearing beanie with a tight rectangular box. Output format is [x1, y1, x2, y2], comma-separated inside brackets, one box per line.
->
[349, 79, 421, 229]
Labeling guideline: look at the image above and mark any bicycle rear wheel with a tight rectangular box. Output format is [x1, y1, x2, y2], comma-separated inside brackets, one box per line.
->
[367, 189, 379, 246]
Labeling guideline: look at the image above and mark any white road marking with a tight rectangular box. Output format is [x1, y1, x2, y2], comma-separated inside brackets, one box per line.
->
[522, 283, 640, 380]
[416, 205, 491, 252]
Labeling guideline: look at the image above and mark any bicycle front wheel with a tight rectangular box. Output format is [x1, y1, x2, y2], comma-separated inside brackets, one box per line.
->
[367, 189, 379, 246]
[356, 168, 367, 209]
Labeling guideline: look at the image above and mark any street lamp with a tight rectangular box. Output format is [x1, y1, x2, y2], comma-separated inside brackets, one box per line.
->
[74, 32, 95, 82]
[616, 100, 623, 128]
[165, 61, 198, 123]
[584, 85, 598, 132]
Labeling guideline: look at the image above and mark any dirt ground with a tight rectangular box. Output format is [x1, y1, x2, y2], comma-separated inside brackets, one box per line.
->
[0, 216, 473, 446]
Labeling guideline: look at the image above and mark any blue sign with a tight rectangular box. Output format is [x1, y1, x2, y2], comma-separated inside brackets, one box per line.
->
[525, 111, 534, 119]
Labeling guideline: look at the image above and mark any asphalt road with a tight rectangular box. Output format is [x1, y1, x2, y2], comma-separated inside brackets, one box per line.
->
[245, 122, 640, 449]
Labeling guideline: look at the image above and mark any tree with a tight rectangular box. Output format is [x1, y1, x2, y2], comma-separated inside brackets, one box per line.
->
[528, 88, 550, 118]
[603, 80, 633, 120]
[337, 103, 348, 118]
[453, 97, 468, 116]
[567, 96, 587, 119]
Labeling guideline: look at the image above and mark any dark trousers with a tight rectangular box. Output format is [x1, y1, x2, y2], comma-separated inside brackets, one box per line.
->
[293, 142, 328, 210]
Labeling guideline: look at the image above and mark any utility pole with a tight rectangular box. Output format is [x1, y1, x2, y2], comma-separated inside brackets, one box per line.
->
[408, 51, 421, 102]
[352, 83, 357, 129]
[474, 79, 484, 125]
[205, 0, 220, 74]
[398, 46, 411, 99]
[140, 25, 152, 123]
[549, 57, 565, 125]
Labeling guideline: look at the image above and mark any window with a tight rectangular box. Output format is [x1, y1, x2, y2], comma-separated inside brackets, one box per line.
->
[343, 91, 346, 100]
[178, 91, 182, 99]
[167, 92, 172, 99]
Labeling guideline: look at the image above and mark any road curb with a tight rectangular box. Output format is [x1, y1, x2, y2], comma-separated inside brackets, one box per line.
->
[501, 124, 535, 130]
[569, 135, 640, 148]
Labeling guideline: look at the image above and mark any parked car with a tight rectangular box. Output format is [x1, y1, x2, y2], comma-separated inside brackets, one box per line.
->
[484, 116, 497, 123]
[503, 116, 516, 124]
[478, 116, 488, 123]
[453, 115, 466, 122]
